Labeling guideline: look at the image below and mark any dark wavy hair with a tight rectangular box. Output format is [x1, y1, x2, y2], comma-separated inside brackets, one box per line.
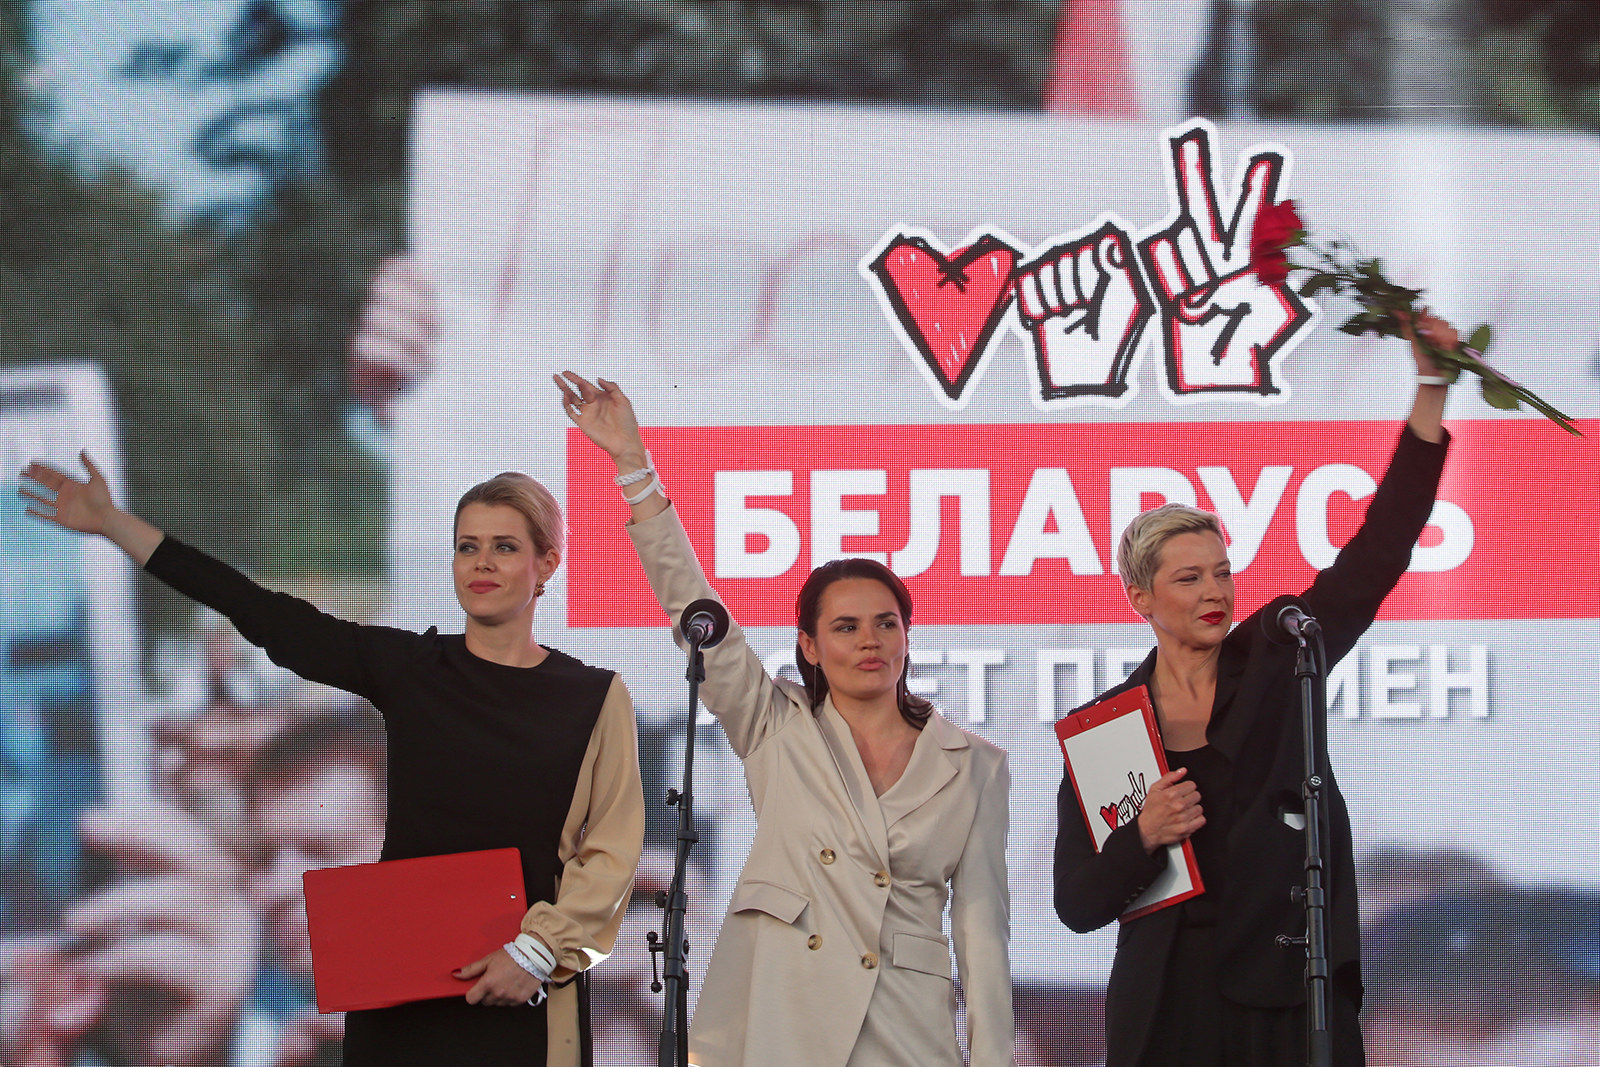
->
[793, 558, 932, 729]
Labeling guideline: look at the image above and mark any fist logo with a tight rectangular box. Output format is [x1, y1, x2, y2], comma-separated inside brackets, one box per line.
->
[1015, 216, 1154, 404]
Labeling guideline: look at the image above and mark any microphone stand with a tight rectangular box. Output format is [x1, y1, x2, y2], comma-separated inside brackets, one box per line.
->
[1275, 620, 1333, 1067]
[649, 626, 710, 1067]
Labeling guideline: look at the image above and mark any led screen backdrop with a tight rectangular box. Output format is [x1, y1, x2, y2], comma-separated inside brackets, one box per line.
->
[2, 5, 1598, 1066]
[392, 93, 1599, 1059]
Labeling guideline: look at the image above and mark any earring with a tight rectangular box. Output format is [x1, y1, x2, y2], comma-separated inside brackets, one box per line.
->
[535, 581, 547, 597]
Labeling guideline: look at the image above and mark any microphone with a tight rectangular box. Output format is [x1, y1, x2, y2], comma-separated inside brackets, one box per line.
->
[679, 598, 730, 648]
[1260, 595, 1321, 645]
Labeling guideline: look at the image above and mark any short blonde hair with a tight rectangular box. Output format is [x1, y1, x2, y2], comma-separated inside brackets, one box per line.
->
[1117, 503, 1223, 591]
[454, 472, 565, 558]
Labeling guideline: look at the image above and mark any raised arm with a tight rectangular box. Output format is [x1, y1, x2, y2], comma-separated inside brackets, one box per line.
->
[555, 372, 667, 524]
[1400, 308, 1456, 445]
[21, 453, 396, 700]
[557, 372, 800, 760]
[20, 452, 163, 564]
[1300, 312, 1456, 661]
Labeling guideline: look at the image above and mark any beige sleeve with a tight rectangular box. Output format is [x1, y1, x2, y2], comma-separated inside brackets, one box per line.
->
[949, 745, 1016, 1066]
[626, 503, 800, 759]
[520, 672, 645, 979]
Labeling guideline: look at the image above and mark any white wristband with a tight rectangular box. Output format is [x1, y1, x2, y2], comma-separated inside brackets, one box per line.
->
[513, 933, 559, 976]
[503, 941, 549, 982]
[504, 935, 556, 1005]
[1417, 374, 1450, 387]
[623, 473, 663, 506]
[505, 940, 556, 979]
[613, 452, 655, 488]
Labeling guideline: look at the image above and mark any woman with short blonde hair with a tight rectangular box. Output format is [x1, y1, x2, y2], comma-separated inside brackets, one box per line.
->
[1117, 503, 1224, 595]
[1056, 310, 1463, 1067]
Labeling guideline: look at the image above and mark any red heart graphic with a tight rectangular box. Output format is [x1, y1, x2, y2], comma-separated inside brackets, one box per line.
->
[867, 233, 1018, 402]
[1100, 803, 1120, 830]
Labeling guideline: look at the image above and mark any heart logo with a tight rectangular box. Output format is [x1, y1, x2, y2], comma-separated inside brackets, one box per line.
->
[1100, 803, 1120, 830]
[865, 232, 1018, 405]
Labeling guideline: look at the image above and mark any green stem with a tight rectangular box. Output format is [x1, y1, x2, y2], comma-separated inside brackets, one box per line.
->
[1283, 238, 1583, 436]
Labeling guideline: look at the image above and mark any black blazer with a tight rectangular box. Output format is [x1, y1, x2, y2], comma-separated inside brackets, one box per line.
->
[1053, 426, 1450, 1067]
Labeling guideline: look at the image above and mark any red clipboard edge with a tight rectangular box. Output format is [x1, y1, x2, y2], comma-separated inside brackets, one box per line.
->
[1119, 868, 1206, 922]
[1054, 685, 1206, 923]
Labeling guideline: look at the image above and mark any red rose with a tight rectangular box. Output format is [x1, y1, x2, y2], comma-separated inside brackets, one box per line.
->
[1253, 250, 1289, 285]
[1250, 199, 1303, 285]
[1253, 199, 1303, 252]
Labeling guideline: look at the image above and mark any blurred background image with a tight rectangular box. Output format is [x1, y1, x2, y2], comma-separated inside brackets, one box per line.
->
[2, 3, 1597, 1065]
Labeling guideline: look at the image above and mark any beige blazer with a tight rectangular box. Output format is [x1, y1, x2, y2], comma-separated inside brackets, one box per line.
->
[630, 507, 1014, 1067]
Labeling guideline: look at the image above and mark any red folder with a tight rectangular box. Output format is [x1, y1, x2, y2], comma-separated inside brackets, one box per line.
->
[302, 847, 527, 1013]
[1056, 686, 1204, 921]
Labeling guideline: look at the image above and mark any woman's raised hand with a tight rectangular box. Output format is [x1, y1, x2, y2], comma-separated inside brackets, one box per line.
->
[19, 451, 165, 564]
[20, 452, 115, 535]
[1397, 307, 1460, 378]
[556, 373, 670, 519]
[554, 372, 648, 468]
[1395, 308, 1454, 444]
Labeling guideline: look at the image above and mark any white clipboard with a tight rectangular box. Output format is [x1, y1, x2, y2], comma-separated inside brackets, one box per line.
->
[1056, 685, 1204, 921]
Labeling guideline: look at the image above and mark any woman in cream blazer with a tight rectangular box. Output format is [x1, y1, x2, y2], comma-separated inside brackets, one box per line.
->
[558, 373, 1014, 1067]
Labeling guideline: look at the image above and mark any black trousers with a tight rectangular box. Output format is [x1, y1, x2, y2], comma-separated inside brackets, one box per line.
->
[1137, 924, 1365, 1067]
[341, 996, 548, 1066]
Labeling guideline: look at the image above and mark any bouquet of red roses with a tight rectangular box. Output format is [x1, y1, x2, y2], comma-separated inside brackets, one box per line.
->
[1250, 201, 1581, 436]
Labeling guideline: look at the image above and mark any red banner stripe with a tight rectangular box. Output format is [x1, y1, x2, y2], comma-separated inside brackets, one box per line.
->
[566, 420, 1599, 627]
